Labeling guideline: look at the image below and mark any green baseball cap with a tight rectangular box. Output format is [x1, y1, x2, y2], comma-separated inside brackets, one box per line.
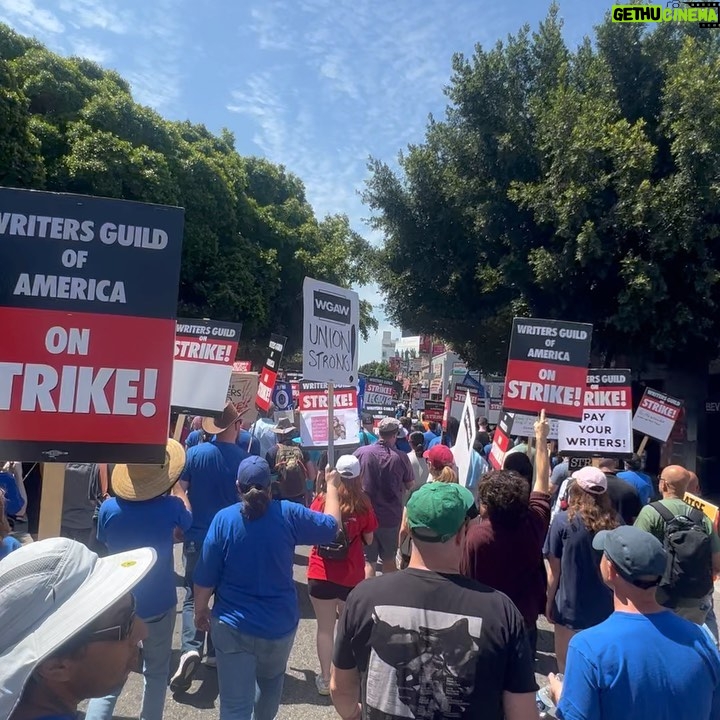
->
[406, 483, 477, 543]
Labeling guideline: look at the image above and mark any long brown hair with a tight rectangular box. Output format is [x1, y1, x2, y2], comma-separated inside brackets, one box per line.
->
[567, 483, 620, 534]
[0, 489, 11, 539]
[337, 475, 372, 518]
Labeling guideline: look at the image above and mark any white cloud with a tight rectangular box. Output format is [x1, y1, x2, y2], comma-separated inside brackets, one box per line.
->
[69, 38, 111, 64]
[0, 0, 64, 36]
[58, 0, 129, 34]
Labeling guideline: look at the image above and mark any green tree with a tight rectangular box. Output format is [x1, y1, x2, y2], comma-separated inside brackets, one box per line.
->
[359, 361, 395, 380]
[0, 22, 377, 360]
[365, 6, 720, 373]
[0, 57, 44, 187]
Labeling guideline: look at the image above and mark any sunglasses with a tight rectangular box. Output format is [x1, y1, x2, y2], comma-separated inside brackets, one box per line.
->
[85, 595, 137, 644]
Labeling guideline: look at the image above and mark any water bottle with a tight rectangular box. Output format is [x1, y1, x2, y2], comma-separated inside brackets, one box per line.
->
[535, 676, 562, 718]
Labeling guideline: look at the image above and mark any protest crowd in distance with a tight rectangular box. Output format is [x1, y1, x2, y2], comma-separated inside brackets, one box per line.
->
[0, 188, 719, 720]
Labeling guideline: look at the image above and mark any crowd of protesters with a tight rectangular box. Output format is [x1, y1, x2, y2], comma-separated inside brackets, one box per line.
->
[1, 402, 720, 720]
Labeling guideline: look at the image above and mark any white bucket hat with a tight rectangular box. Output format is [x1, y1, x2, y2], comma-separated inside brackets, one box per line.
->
[0, 537, 156, 718]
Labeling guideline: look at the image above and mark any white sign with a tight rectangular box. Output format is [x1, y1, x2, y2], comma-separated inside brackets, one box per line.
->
[452, 391, 477, 489]
[558, 370, 633, 456]
[302, 277, 359, 385]
[510, 412, 559, 440]
[171, 319, 242, 416]
[632, 387, 682, 443]
[227, 372, 259, 427]
[298, 382, 360, 448]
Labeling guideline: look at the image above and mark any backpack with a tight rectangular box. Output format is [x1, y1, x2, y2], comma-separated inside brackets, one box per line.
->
[317, 523, 350, 560]
[651, 501, 714, 602]
[275, 444, 307, 499]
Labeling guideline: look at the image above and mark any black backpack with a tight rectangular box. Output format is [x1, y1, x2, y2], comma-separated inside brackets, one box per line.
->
[317, 523, 349, 561]
[651, 502, 714, 602]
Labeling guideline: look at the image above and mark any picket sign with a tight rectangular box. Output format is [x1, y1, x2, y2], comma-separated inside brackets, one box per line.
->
[684, 492, 720, 530]
[38, 463, 65, 540]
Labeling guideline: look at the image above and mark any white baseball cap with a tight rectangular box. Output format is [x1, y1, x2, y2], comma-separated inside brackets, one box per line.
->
[0, 538, 156, 718]
[335, 455, 361, 478]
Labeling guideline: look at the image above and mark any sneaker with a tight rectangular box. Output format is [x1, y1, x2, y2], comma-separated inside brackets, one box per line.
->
[315, 674, 330, 696]
[170, 650, 200, 692]
[205, 655, 217, 668]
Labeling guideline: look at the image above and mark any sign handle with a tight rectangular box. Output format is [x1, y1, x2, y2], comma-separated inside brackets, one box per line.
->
[38, 463, 66, 540]
[637, 435, 649, 456]
[526, 435, 533, 459]
[327, 382, 335, 470]
[173, 414, 186, 442]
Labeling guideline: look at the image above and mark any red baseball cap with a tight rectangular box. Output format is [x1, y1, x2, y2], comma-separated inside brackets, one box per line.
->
[423, 445, 455, 470]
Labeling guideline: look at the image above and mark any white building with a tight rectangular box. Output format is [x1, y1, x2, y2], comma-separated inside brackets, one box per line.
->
[381, 331, 398, 363]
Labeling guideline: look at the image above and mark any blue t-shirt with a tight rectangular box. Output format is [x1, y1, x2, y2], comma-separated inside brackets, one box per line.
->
[0, 535, 21, 560]
[546, 511, 614, 630]
[98, 496, 192, 618]
[428, 434, 454, 449]
[182, 440, 249, 544]
[558, 611, 720, 720]
[422, 429, 439, 450]
[0, 471, 23, 516]
[466, 449, 489, 489]
[236, 430, 261, 457]
[617, 470, 654, 505]
[194, 501, 337, 639]
[396, 438, 411, 453]
[185, 429, 204, 449]
[359, 429, 378, 446]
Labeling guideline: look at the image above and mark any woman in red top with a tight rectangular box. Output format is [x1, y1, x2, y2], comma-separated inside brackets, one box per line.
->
[307, 454, 377, 695]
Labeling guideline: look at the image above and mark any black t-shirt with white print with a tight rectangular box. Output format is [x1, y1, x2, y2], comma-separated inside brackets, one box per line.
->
[333, 568, 537, 720]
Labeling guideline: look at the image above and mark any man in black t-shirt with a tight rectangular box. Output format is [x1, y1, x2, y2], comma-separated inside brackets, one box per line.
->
[599, 458, 642, 524]
[331, 482, 537, 720]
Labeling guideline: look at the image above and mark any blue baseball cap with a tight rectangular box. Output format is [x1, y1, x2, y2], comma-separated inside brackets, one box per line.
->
[593, 526, 666, 586]
[237, 456, 271, 489]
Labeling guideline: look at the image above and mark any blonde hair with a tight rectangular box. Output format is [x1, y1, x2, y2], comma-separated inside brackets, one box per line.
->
[430, 465, 458, 484]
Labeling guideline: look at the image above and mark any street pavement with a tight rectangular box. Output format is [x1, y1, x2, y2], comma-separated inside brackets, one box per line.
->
[79, 547, 720, 720]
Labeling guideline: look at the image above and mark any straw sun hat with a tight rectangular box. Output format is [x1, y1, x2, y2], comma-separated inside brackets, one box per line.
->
[111, 438, 186, 501]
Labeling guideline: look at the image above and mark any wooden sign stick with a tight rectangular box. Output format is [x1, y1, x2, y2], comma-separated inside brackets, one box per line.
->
[636, 435, 649, 456]
[38, 463, 66, 540]
[173, 413, 186, 442]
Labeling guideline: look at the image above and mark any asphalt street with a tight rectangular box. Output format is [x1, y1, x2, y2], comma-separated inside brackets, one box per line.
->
[79, 546, 720, 720]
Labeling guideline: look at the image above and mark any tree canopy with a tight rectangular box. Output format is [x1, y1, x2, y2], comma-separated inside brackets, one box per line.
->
[365, 5, 720, 373]
[359, 361, 395, 380]
[0, 24, 376, 363]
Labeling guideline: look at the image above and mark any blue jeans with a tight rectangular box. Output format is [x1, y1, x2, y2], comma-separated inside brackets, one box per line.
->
[211, 617, 296, 720]
[182, 541, 214, 657]
[85, 609, 175, 720]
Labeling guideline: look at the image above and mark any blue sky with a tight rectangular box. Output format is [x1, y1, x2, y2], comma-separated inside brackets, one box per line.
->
[0, 0, 608, 364]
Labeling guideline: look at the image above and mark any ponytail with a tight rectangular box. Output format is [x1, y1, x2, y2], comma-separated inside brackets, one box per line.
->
[434, 466, 458, 484]
[240, 486, 271, 521]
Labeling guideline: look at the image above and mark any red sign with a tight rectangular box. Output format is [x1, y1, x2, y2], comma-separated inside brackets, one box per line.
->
[423, 400, 445, 424]
[489, 412, 513, 469]
[0, 188, 183, 463]
[442, 395, 452, 427]
[1, 307, 174, 460]
[256, 334, 287, 413]
[233, 361, 252, 372]
[503, 318, 593, 421]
